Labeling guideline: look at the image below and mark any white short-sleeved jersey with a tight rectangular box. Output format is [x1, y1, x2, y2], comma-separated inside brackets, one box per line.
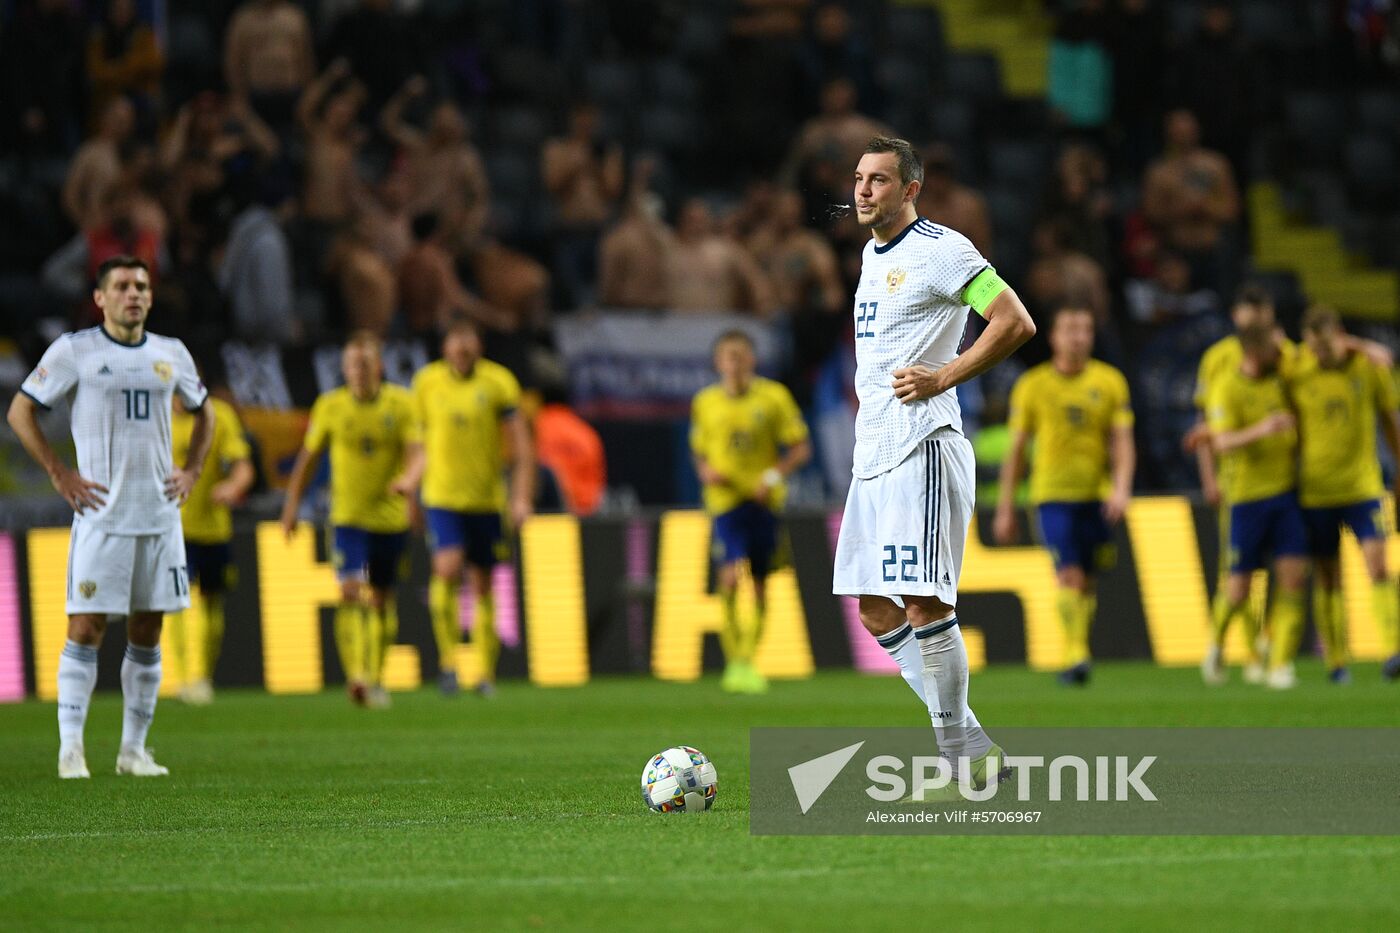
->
[851, 218, 989, 479]
[20, 326, 208, 535]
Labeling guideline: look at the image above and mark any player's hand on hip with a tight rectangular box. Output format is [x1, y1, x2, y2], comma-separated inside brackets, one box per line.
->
[164, 467, 199, 505]
[1262, 411, 1295, 435]
[1103, 493, 1129, 526]
[51, 467, 107, 514]
[992, 505, 1017, 545]
[892, 365, 943, 404]
[388, 473, 416, 497]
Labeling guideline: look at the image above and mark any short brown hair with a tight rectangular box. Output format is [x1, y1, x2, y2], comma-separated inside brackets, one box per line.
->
[344, 330, 383, 355]
[95, 255, 150, 288]
[864, 136, 924, 186]
[1232, 283, 1274, 310]
[1301, 304, 1341, 334]
[713, 328, 755, 354]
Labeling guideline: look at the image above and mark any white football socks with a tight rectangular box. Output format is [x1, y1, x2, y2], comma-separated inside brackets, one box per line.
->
[57, 640, 98, 751]
[120, 644, 162, 751]
[912, 615, 992, 769]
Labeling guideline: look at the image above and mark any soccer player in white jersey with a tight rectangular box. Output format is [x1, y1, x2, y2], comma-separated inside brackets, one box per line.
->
[7, 256, 214, 779]
[833, 137, 1036, 798]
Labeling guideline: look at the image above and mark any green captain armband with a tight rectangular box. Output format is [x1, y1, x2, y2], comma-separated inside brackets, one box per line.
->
[961, 266, 1009, 318]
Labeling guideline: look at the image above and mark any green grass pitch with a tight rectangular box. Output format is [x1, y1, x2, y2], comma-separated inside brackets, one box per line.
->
[2, 662, 1398, 931]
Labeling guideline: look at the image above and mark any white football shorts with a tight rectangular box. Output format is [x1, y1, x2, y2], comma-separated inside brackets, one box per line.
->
[65, 517, 190, 616]
[833, 427, 974, 605]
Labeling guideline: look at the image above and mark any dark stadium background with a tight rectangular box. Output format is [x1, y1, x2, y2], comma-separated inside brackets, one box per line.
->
[1, 0, 1399, 694]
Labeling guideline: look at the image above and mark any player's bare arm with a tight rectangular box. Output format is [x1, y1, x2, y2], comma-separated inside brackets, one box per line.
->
[892, 289, 1035, 404]
[1379, 409, 1400, 502]
[694, 455, 728, 488]
[993, 429, 1031, 545]
[279, 446, 322, 540]
[6, 391, 108, 513]
[1104, 423, 1136, 525]
[166, 400, 215, 505]
[753, 438, 812, 505]
[507, 412, 534, 529]
[391, 442, 426, 497]
[1211, 411, 1295, 453]
[211, 457, 256, 508]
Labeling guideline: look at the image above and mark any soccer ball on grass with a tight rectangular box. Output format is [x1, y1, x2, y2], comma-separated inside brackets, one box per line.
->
[640, 746, 718, 813]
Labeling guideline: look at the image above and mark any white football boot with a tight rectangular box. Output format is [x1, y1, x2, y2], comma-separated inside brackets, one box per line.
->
[116, 746, 170, 776]
[1265, 663, 1297, 690]
[1200, 645, 1228, 686]
[58, 745, 90, 779]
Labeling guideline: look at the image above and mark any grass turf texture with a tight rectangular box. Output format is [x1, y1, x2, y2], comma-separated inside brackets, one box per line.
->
[2, 662, 1398, 932]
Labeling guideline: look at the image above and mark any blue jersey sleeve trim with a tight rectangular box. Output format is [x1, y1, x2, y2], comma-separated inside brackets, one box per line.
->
[18, 387, 52, 411]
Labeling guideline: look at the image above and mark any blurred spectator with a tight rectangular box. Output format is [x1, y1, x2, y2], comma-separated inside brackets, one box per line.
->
[469, 241, 552, 334]
[321, 0, 426, 109]
[353, 168, 415, 269]
[598, 159, 675, 310]
[159, 93, 281, 240]
[218, 191, 297, 345]
[297, 60, 367, 228]
[1125, 251, 1221, 325]
[327, 223, 397, 336]
[1026, 218, 1110, 325]
[399, 213, 512, 336]
[747, 190, 844, 316]
[1165, 0, 1253, 182]
[666, 199, 770, 314]
[1048, 0, 1113, 136]
[62, 97, 135, 231]
[85, 0, 164, 134]
[781, 78, 891, 203]
[1038, 143, 1112, 269]
[801, 2, 877, 113]
[0, 0, 84, 157]
[43, 181, 166, 310]
[225, 0, 317, 131]
[1109, 0, 1166, 173]
[915, 143, 993, 258]
[541, 101, 625, 308]
[534, 384, 607, 517]
[1142, 109, 1239, 288]
[382, 78, 489, 254]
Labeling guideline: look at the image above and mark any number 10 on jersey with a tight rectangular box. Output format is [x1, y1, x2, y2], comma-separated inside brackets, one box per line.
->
[855, 301, 878, 339]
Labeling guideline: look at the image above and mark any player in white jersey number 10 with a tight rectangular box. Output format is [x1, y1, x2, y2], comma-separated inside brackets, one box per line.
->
[833, 137, 1036, 801]
[7, 256, 215, 779]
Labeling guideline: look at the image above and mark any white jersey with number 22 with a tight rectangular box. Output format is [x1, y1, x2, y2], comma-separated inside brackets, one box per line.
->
[851, 218, 989, 479]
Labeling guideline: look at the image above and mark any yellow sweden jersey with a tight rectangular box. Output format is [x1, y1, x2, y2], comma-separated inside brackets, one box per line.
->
[690, 377, 809, 515]
[174, 398, 252, 543]
[1194, 334, 1299, 409]
[1290, 351, 1399, 507]
[1007, 360, 1133, 504]
[412, 358, 521, 512]
[304, 385, 419, 532]
[1206, 369, 1297, 505]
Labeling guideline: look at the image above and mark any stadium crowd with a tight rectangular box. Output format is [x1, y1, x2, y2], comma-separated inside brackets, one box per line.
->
[2, 0, 1399, 504]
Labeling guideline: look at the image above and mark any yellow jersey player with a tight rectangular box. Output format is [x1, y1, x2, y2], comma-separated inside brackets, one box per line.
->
[1188, 286, 1297, 679]
[1205, 325, 1308, 688]
[994, 306, 1134, 686]
[167, 390, 254, 704]
[280, 332, 421, 708]
[690, 330, 811, 694]
[406, 320, 533, 697]
[1291, 305, 1400, 683]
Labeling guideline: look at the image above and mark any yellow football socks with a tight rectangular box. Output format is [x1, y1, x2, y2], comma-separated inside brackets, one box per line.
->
[1373, 580, 1400, 656]
[1268, 591, 1306, 671]
[428, 576, 460, 673]
[335, 602, 366, 683]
